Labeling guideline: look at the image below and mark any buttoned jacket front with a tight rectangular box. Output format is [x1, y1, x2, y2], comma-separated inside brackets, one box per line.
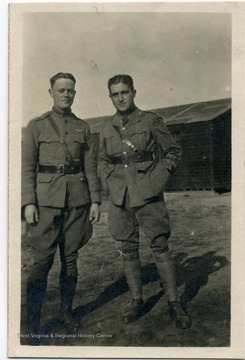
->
[22, 106, 101, 208]
[98, 107, 182, 207]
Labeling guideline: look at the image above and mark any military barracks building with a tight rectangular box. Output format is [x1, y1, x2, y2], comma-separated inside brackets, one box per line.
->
[86, 98, 231, 193]
[22, 98, 231, 194]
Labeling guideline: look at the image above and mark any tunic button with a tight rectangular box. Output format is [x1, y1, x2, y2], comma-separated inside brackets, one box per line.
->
[124, 164, 128, 168]
[122, 127, 126, 131]
[123, 151, 127, 155]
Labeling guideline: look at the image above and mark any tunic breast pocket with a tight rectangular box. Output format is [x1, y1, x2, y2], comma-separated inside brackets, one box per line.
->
[130, 129, 150, 151]
[72, 132, 86, 159]
[38, 133, 61, 163]
[105, 133, 122, 155]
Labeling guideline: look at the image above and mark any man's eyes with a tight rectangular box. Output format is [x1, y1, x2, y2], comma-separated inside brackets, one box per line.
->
[111, 91, 129, 97]
[58, 89, 75, 94]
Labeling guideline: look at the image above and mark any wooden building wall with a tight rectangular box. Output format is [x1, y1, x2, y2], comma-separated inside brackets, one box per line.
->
[212, 111, 231, 192]
[166, 121, 213, 191]
[166, 111, 231, 192]
[92, 110, 231, 192]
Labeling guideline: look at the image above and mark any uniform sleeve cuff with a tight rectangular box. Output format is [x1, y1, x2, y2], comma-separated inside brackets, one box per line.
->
[21, 195, 37, 208]
[90, 192, 101, 205]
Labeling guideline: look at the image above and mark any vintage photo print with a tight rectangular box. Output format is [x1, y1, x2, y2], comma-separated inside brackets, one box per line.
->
[8, 2, 245, 359]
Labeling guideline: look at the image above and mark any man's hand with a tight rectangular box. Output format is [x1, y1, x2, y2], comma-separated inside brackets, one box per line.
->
[24, 204, 39, 225]
[89, 203, 100, 225]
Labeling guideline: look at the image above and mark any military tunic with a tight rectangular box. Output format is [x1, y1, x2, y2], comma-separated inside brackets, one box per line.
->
[97, 107, 181, 252]
[22, 105, 101, 279]
[98, 107, 181, 207]
[22, 105, 101, 208]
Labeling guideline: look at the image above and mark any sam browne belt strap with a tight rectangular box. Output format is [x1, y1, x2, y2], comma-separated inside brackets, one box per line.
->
[110, 124, 159, 164]
[108, 151, 158, 165]
[47, 115, 75, 164]
[112, 124, 139, 153]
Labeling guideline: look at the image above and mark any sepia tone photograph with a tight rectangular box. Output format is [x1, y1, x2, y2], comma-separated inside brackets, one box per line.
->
[8, 2, 245, 359]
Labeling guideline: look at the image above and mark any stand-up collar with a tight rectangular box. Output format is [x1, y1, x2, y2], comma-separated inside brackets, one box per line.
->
[52, 105, 72, 117]
[113, 106, 141, 127]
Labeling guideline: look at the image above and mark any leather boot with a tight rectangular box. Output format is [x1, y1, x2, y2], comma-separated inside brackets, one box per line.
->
[59, 273, 81, 332]
[168, 301, 192, 329]
[122, 252, 145, 323]
[26, 310, 41, 335]
[26, 278, 47, 333]
[59, 303, 81, 332]
[154, 251, 191, 329]
[26, 278, 47, 345]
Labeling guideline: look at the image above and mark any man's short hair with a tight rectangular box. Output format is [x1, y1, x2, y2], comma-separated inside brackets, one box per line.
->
[50, 72, 76, 87]
[108, 74, 134, 92]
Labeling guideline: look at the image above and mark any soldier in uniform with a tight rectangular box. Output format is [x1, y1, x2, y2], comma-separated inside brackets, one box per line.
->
[98, 74, 191, 329]
[22, 72, 101, 337]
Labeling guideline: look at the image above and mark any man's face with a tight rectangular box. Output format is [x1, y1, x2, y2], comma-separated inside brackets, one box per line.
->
[109, 82, 136, 113]
[49, 78, 76, 110]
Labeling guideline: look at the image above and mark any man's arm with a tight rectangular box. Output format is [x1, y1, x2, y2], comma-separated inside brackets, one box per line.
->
[22, 120, 40, 223]
[97, 127, 113, 194]
[83, 123, 101, 205]
[152, 116, 182, 174]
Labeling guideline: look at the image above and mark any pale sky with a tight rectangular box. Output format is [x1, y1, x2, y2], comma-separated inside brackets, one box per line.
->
[22, 11, 231, 125]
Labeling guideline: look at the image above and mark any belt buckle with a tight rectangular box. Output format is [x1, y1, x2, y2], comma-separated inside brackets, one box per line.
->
[57, 163, 65, 175]
[121, 155, 128, 165]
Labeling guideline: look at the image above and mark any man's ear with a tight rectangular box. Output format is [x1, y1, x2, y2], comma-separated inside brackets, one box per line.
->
[133, 89, 137, 98]
[48, 88, 53, 98]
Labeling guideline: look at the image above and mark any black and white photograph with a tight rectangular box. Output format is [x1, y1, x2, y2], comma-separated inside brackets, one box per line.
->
[8, 2, 245, 359]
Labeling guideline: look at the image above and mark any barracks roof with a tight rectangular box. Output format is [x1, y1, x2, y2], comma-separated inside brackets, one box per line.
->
[85, 98, 231, 133]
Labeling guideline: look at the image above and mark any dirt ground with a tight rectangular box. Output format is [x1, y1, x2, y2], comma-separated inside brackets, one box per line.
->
[20, 190, 231, 347]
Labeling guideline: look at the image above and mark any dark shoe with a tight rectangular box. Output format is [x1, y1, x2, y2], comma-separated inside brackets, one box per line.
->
[59, 309, 82, 332]
[168, 301, 192, 329]
[123, 299, 145, 324]
[26, 310, 41, 334]
[25, 317, 42, 346]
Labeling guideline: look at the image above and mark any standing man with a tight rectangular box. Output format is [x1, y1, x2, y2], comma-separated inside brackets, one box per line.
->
[22, 72, 101, 336]
[98, 74, 191, 329]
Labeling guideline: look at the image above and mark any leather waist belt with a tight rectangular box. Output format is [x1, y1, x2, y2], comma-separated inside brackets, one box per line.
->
[108, 151, 157, 165]
[39, 163, 82, 175]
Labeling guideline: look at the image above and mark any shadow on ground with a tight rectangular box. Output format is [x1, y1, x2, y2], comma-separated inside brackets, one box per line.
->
[39, 250, 229, 336]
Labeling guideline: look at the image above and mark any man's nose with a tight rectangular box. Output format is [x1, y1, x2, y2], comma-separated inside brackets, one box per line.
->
[118, 94, 124, 102]
[64, 90, 70, 96]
